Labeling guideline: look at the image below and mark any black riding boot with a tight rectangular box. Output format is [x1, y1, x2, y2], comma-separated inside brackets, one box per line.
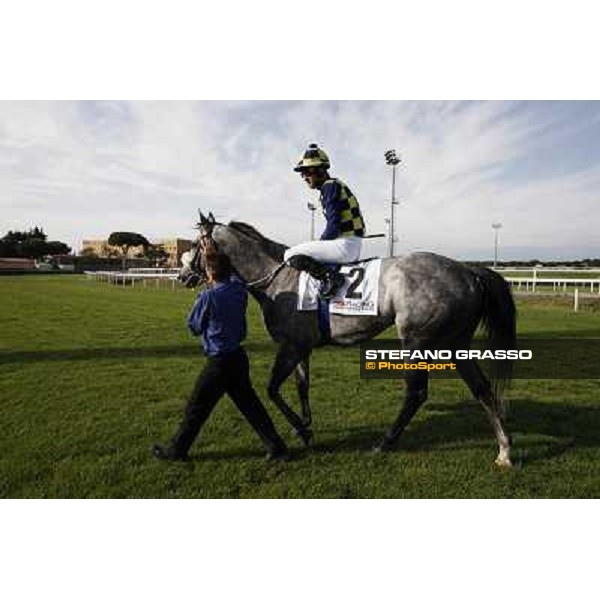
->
[287, 254, 345, 300]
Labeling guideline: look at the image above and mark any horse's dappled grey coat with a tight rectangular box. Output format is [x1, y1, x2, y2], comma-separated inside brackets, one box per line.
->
[181, 218, 517, 467]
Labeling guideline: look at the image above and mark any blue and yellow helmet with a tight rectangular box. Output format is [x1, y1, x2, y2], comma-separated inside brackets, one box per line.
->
[293, 143, 331, 172]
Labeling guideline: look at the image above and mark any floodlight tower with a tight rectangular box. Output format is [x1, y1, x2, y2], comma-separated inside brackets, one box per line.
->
[384, 217, 391, 251]
[307, 201, 317, 241]
[384, 149, 401, 257]
[492, 222, 502, 268]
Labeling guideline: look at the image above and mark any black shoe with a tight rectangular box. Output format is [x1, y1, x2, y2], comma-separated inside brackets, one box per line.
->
[152, 443, 188, 462]
[265, 446, 290, 462]
[319, 272, 345, 300]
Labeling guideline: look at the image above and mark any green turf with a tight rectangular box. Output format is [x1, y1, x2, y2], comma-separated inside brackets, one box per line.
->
[1, 275, 599, 498]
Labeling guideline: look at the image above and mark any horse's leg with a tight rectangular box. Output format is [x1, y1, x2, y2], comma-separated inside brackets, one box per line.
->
[374, 369, 429, 452]
[267, 343, 313, 445]
[294, 356, 311, 427]
[456, 359, 512, 468]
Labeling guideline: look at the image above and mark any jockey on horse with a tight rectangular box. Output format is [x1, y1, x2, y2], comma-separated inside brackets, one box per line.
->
[284, 143, 367, 299]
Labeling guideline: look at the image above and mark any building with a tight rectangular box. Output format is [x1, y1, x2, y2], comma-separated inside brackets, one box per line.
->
[0, 257, 36, 271]
[81, 240, 123, 258]
[154, 238, 193, 267]
[81, 238, 192, 267]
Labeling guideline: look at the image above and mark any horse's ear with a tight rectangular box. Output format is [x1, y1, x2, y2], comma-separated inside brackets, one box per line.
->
[198, 209, 208, 225]
[208, 212, 215, 224]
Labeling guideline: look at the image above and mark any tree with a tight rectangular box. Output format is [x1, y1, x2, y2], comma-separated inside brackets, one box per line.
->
[45, 241, 71, 256]
[144, 243, 170, 267]
[0, 227, 71, 258]
[0, 238, 16, 257]
[100, 243, 120, 258]
[107, 232, 150, 270]
[29, 226, 47, 241]
[20, 238, 47, 260]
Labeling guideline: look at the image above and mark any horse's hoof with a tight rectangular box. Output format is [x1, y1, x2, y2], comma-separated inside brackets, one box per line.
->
[494, 457, 513, 469]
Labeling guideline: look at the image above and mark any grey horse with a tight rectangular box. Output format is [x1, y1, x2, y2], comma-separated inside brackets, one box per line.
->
[180, 212, 517, 467]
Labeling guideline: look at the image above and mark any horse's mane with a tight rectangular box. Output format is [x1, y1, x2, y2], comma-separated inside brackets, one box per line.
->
[227, 221, 289, 262]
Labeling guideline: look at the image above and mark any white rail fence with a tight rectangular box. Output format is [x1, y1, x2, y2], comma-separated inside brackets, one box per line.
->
[126, 268, 180, 275]
[495, 268, 600, 273]
[504, 277, 600, 294]
[498, 269, 600, 312]
[85, 267, 600, 311]
[84, 270, 182, 290]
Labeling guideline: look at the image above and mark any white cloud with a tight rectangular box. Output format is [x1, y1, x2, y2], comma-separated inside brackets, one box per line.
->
[1, 100, 599, 259]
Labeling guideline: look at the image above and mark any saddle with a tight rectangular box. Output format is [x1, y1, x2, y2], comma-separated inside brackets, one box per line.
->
[296, 258, 382, 316]
[288, 254, 379, 300]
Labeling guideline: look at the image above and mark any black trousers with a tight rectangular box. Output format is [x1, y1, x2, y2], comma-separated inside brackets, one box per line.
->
[170, 347, 286, 456]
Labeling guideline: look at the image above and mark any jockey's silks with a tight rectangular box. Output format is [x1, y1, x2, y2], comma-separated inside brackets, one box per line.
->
[319, 178, 366, 240]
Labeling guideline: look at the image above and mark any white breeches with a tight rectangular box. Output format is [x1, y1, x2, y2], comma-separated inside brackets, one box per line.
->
[284, 236, 362, 264]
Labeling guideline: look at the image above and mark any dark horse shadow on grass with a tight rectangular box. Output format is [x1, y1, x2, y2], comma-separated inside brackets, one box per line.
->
[308, 395, 600, 466]
[0, 341, 274, 365]
[175, 396, 598, 466]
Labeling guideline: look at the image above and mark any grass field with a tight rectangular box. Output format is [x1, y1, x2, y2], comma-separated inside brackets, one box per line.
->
[1, 275, 599, 498]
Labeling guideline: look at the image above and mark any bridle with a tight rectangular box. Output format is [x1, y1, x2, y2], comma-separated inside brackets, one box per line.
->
[180, 211, 286, 290]
[177, 213, 216, 289]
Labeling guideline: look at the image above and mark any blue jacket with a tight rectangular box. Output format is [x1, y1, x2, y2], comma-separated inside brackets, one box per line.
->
[187, 276, 247, 356]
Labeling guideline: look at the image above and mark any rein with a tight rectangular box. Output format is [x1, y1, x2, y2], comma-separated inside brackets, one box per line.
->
[245, 262, 286, 289]
[193, 228, 286, 290]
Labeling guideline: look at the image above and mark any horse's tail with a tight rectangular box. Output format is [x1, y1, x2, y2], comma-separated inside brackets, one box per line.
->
[473, 267, 517, 411]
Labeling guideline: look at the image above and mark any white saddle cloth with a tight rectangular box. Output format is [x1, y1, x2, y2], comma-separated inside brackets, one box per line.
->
[297, 259, 382, 316]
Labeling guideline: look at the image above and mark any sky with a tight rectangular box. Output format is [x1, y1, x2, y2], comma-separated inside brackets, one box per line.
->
[1, 100, 599, 261]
